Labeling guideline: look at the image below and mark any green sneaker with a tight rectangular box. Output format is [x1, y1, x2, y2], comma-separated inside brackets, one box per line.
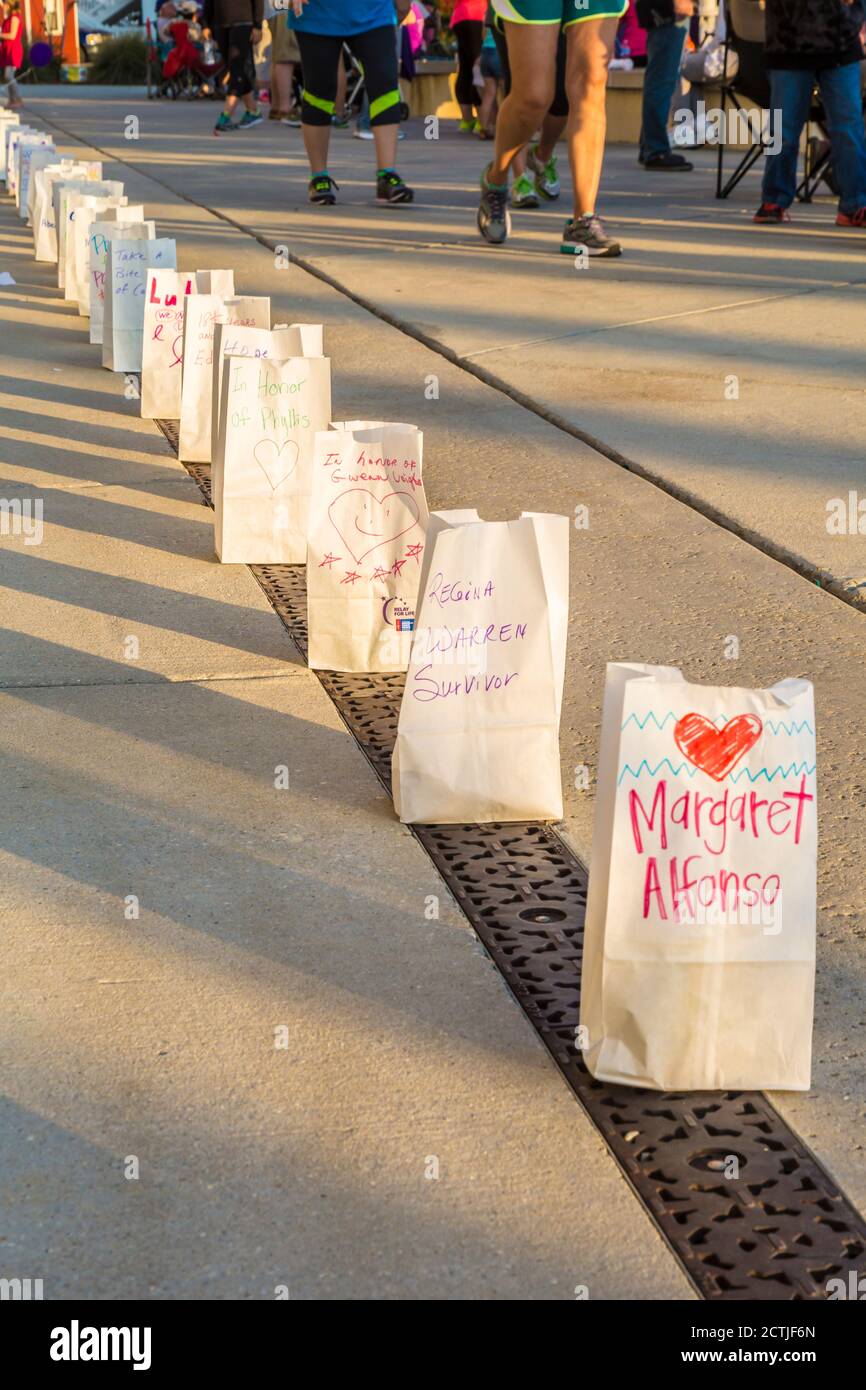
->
[510, 172, 540, 209]
[459, 118, 480, 134]
[528, 143, 560, 200]
[477, 165, 511, 245]
[237, 110, 263, 129]
[213, 112, 235, 135]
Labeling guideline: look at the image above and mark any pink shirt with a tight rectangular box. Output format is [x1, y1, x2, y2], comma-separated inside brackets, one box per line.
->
[451, 1, 486, 24]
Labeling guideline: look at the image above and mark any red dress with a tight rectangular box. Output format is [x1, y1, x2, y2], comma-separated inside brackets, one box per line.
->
[161, 20, 202, 79]
[1, 15, 24, 70]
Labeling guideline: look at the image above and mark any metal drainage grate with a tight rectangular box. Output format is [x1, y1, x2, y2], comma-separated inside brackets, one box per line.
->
[158, 418, 866, 1301]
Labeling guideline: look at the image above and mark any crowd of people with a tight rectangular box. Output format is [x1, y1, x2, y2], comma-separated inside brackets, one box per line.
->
[189, 0, 866, 251]
[8, 0, 866, 246]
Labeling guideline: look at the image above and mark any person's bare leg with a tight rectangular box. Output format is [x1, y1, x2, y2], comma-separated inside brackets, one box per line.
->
[372, 123, 398, 170]
[273, 60, 292, 112]
[335, 52, 347, 118]
[536, 111, 567, 164]
[242, 91, 258, 113]
[302, 123, 331, 172]
[487, 22, 559, 185]
[565, 17, 617, 215]
[478, 76, 496, 135]
[225, 93, 239, 118]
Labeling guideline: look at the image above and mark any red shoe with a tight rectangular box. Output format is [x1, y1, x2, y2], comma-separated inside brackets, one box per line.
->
[836, 207, 866, 227]
[753, 202, 791, 224]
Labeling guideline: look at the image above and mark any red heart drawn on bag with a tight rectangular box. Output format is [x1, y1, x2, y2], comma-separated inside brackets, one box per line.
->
[673, 713, 763, 781]
[253, 438, 299, 491]
[327, 488, 420, 565]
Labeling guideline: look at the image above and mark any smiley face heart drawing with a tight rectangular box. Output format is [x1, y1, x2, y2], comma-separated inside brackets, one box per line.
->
[673, 713, 763, 782]
[327, 488, 420, 564]
[253, 438, 299, 492]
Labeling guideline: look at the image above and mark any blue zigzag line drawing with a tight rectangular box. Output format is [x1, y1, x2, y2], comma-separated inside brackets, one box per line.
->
[617, 759, 696, 785]
[621, 711, 814, 736]
[617, 760, 816, 786]
[727, 762, 816, 784]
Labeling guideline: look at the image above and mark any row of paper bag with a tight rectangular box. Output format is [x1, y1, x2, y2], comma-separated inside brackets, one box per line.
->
[5, 111, 819, 1093]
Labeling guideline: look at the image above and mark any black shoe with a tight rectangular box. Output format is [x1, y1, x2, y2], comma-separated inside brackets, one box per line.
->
[376, 170, 414, 204]
[643, 151, 693, 171]
[309, 173, 339, 205]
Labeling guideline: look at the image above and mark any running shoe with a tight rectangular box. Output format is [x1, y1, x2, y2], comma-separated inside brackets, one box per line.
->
[459, 118, 480, 134]
[353, 128, 374, 140]
[836, 207, 866, 227]
[281, 107, 302, 127]
[268, 107, 282, 121]
[511, 173, 540, 209]
[331, 113, 350, 129]
[376, 170, 414, 204]
[237, 110, 264, 129]
[753, 202, 790, 223]
[213, 112, 235, 135]
[560, 214, 622, 258]
[643, 151, 693, 171]
[527, 143, 560, 199]
[478, 166, 511, 245]
[309, 173, 339, 205]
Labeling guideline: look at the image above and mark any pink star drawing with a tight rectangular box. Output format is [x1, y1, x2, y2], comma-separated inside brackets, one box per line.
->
[405, 542, 424, 565]
[341, 570, 362, 585]
[391, 558, 407, 577]
[319, 553, 341, 568]
[371, 566, 390, 582]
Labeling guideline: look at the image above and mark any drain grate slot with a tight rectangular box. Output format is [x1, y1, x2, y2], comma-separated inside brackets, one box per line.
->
[158, 418, 866, 1301]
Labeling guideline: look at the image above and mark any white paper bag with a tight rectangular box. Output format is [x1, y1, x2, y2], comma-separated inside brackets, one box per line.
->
[195, 270, 235, 296]
[580, 664, 817, 1092]
[20, 144, 56, 221]
[65, 193, 128, 306]
[391, 511, 568, 824]
[213, 354, 332, 563]
[178, 295, 270, 462]
[103, 238, 177, 373]
[9, 131, 50, 202]
[88, 214, 151, 343]
[33, 162, 102, 260]
[306, 425, 429, 672]
[140, 269, 236, 419]
[0, 113, 20, 181]
[140, 268, 197, 419]
[211, 321, 323, 456]
[57, 180, 124, 288]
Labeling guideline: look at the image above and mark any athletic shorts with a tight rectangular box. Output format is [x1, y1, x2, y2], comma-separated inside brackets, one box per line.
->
[491, 0, 627, 24]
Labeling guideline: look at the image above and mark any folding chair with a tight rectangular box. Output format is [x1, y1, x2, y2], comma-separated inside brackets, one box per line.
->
[715, 0, 772, 198]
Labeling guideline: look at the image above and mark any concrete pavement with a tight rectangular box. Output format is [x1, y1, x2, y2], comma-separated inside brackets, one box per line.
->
[27, 89, 866, 603]
[3, 93, 866, 1296]
[0, 136, 691, 1299]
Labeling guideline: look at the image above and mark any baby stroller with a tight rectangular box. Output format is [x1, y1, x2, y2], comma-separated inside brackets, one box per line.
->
[156, 2, 222, 100]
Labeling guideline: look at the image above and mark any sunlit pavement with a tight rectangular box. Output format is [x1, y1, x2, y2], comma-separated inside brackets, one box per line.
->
[1, 90, 863, 1297]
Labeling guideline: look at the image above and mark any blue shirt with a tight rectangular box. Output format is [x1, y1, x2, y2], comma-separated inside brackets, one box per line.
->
[287, 0, 395, 36]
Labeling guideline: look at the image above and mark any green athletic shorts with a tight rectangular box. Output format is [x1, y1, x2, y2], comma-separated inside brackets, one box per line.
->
[491, 0, 627, 23]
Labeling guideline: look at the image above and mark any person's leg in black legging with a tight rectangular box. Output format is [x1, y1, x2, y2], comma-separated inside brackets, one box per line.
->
[216, 23, 259, 125]
[295, 29, 343, 182]
[453, 19, 483, 127]
[297, 25, 412, 202]
[346, 24, 412, 197]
